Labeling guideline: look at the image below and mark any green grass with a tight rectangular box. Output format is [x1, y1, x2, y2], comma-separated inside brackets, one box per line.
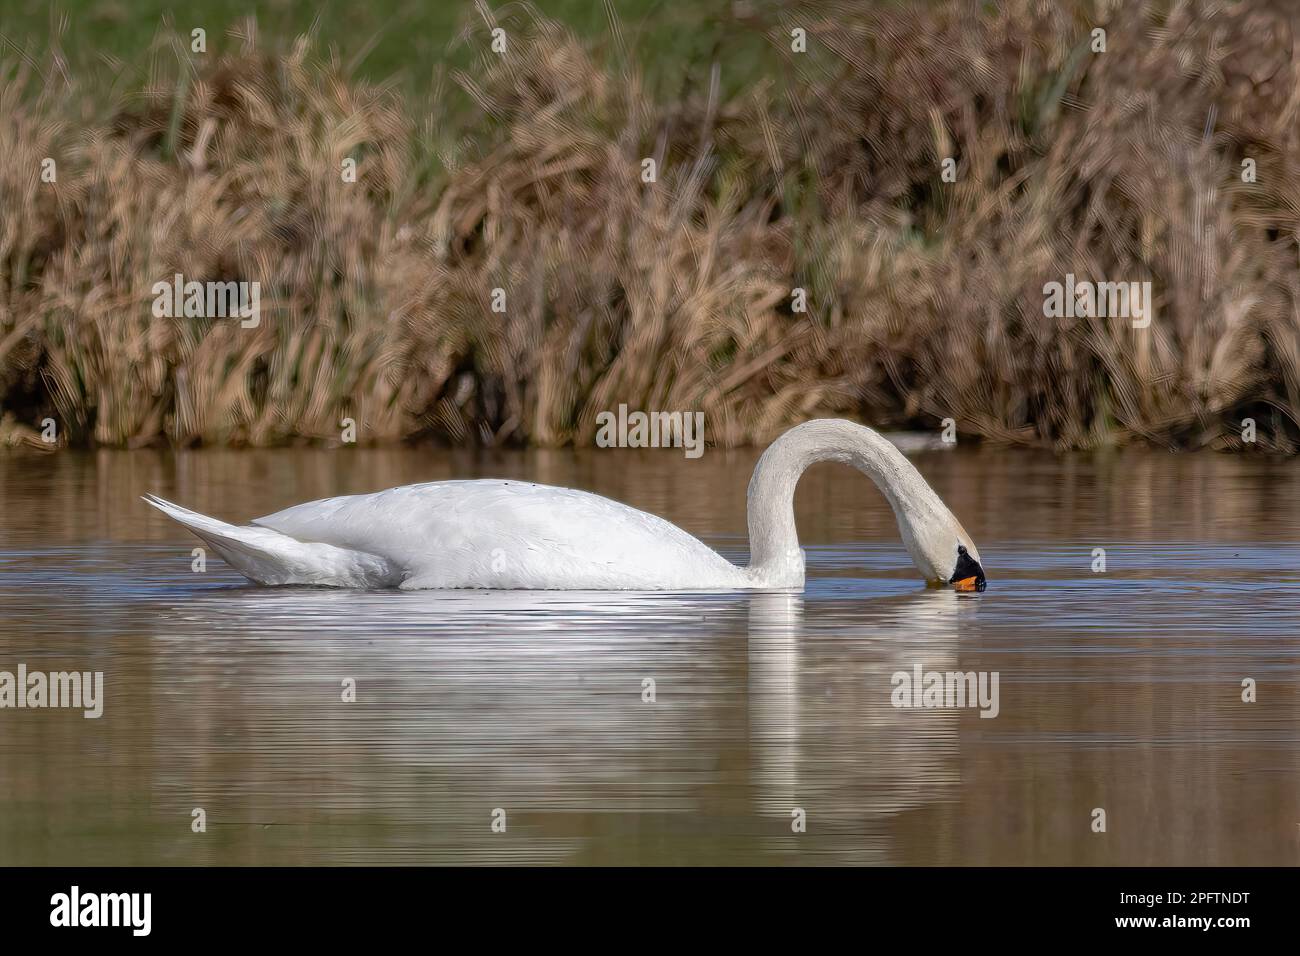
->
[0, 0, 781, 101]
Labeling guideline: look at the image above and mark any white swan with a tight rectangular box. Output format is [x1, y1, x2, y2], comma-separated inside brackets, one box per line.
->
[142, 419, 987, 592]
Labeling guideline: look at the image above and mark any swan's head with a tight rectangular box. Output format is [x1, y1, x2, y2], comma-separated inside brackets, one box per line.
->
[905, 513, 987, 592]
[947, 543, 986, 593]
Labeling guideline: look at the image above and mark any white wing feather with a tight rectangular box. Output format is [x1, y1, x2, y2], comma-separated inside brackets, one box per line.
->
[151, 479, 751, 590]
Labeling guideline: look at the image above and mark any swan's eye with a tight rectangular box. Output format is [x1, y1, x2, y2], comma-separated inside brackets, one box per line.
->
[957, 545, 967, 556]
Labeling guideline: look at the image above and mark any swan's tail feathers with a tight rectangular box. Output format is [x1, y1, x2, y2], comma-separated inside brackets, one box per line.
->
[141, 494, 399, 588]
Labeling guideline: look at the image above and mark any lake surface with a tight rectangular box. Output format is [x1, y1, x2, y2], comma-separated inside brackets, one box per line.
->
[0, 444, 1297, 865]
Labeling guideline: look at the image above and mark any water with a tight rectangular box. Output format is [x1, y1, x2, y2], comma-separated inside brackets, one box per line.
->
[0, 445, 1297, 865]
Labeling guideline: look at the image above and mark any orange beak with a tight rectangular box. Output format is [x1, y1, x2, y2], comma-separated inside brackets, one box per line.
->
[952, 575, 981, 592]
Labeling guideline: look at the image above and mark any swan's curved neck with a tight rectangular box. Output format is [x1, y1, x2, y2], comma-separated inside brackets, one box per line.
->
[744, 420, 954, 586]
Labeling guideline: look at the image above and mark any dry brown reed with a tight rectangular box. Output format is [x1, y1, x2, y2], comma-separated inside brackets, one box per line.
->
[1, 1, 1297, 452]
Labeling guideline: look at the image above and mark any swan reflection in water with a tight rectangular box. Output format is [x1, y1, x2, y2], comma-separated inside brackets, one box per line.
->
[142, 583, 972, 863]
[747, 588, 968, 862]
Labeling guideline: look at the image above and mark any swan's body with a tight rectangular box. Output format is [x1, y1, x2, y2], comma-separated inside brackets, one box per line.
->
[147, 481, 749, 590]
[143, 419, 986, 592]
